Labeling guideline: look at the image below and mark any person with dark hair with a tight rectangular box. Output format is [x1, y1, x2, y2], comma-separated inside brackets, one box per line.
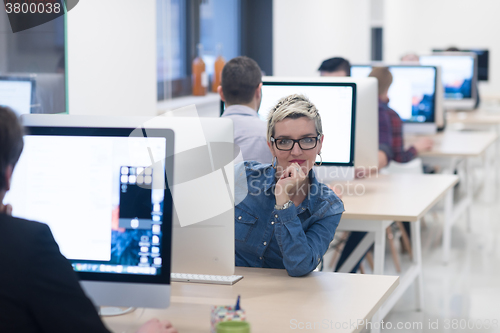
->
[0, 106, 177, 333]
[219, 56, 273, 163]
[318, 57, 351, 77]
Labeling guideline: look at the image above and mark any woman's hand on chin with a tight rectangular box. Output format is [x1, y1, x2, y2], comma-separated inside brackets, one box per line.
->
[275, 163, 307, 205]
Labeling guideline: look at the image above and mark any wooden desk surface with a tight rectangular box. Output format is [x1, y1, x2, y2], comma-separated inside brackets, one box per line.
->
[447, 110, 500, 125]
[335, 174, 458, 222]
[407, 131, 497, 157]
[103, 267, 399, 333]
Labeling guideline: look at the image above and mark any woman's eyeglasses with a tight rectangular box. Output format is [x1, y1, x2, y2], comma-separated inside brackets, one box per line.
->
[270, 135, 321, 151]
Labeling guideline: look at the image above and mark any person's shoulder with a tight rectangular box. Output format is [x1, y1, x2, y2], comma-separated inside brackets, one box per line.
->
[235, 161, 274, 188]
[0, 215, 54, 262]
[386, 107, 402, 121]
[0, 214, 49, 234]
[241, 161, 272, 174]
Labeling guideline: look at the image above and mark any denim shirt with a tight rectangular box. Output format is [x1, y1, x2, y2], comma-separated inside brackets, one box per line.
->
[234, 161, 344, 277]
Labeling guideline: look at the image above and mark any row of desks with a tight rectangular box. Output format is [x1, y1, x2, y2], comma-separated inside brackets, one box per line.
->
[325, 128, 496, 333]
[105, 268, 399, 333]
[105, 127, 496, 333]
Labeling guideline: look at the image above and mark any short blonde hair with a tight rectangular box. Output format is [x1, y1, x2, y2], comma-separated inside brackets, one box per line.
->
[369, 67, 393, 96]
[266, 94, 323, 141]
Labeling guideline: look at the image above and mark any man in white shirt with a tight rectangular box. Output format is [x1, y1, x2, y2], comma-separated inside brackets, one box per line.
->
[219, 56, 273, 164]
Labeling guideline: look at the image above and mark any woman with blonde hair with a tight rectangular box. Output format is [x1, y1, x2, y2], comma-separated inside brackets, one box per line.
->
[234, 94, 344, 277]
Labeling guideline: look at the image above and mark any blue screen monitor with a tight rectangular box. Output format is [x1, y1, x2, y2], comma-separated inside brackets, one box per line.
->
[351, 65, 438, 124]
[419, 53, 477, 110]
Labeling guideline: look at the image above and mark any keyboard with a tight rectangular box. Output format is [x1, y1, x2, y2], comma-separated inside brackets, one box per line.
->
[171, 273, 244, 285]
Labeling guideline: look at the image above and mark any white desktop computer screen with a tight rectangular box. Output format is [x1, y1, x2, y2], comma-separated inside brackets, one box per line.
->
[311, 77, 378, 171]
[20, 115, 236, 279]
[4, 125, 174, 308]
[0, 77, 35, 116]
[419, 53, 476, 101]
[257, 81, 356, 166]
[351, 65, 437, 123]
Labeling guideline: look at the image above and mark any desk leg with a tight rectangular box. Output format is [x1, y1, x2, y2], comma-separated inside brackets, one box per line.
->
[373, 223, 387, 275]
[370, 222, 391, 333]
[482, 144, 496, 203]
[465, 158, 473, 232]
[411, 219, 424, 311]
[443, 188, 454, 264]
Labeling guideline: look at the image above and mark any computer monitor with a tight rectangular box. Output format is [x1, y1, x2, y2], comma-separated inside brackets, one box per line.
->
[298, 77, 378, 172]
[5, 117, 174, 309]
[0, 76, 35, 116]
[419, 52, 477, 110]
[230, 77, 356, 181]
[433, 49, 489, 81]
[7, 73, 66, 114]
[351, 65, 442, 133]
[19, 114, 236, 277]
[220, 78, 375, 173]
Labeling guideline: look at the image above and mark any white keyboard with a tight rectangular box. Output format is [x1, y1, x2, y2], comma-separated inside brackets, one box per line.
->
[171, 273, 243, 285]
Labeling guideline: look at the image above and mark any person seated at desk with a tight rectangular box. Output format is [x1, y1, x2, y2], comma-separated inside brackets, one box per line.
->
[234, 94, 344, 277]
[335, 67, 433, 273]
[371, 67, 433, 163]
[219, 56, 273, 164]
[318, 57, 351, 77]
[0, 107, 177, 333]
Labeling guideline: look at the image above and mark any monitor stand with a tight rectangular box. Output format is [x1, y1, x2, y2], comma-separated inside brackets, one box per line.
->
[98, 306, 136, 317]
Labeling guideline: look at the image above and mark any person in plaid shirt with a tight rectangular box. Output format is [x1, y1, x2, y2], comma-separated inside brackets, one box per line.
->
[371, 67, 433, 164]
[335, 67, 433, 273]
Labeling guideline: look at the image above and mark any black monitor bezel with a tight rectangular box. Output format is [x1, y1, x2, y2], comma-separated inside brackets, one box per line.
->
[221, 81, 356, 167]
[24, 126, 174, 285]
[0, 75, 36, 114]
[351, 64, 438, 124]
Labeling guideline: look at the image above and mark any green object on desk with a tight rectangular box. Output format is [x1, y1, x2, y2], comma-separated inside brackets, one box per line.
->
[216, 321, 250, 333]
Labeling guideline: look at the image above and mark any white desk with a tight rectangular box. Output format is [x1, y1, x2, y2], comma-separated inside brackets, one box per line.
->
[333, 174, 458, 333]
[416, 131, 497, 158]
[447, 110, 500, 127]
[103, 267, 399, 333]
[408, 131, 497, 263]
[447, 111, 500, 185]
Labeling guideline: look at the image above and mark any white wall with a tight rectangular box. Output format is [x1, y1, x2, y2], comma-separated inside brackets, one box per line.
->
[384, 0, 500, 98]
[370, 0, 384, 27]
[273, 0, 371, 77]
[66, 0, 157, 116]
